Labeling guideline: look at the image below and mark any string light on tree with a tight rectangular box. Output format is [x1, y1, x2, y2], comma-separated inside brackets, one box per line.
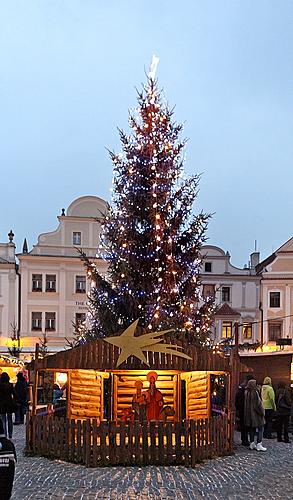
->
[77, 57, 215, 344]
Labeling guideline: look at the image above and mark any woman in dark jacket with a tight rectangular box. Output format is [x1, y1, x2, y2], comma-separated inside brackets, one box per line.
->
[276, 382, 292, 443]
[244, 379, 266, 451]
[14, 372, 28, 425]
[0, 373, 17, 439]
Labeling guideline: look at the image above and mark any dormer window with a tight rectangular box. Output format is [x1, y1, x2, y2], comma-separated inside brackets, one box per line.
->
[204, 262, 212, 272]
[73, 231, 81, 246]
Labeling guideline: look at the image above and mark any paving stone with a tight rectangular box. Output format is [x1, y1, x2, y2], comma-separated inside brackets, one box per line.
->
[9, 425, 293, 499]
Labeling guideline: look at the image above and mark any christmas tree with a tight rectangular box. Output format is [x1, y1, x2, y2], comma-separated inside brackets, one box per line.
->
[80, 64, 215, 344]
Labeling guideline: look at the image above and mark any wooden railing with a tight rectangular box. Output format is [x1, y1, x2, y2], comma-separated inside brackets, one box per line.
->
[26, 413, 234, 467]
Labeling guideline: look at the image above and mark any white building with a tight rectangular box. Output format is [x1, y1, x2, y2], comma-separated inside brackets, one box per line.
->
[0, 231, 19, 353]
[17, 196, 108, 355]
[256, 236, 293, 346]
[201, 245, 261, 344]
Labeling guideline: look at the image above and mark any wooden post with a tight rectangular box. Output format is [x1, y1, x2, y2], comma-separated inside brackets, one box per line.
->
[32, 343, 40, 416]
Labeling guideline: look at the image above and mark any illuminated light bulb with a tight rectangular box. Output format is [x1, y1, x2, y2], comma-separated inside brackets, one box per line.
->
[121, 273, 125, 278]
[154, 313, 159, 318]
[153, 203, 157, 208]
[158, 267, 162, 272]
[155, 214, 160, 219]
[153, 193, 157, 198]
[167, 255, 172, 260]
[122, 243, 127, 248]
[145, 124, 149, 128]
[156, 236, 161, 241]
[148, 324, 152, 330]
[151, 165, 156, 170]
[158, 277, 162, 282]
[156, 224, 160, 230]
[138, 305, 142, 309]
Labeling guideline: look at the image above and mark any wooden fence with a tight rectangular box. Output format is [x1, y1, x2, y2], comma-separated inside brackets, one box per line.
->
[26, 413, 234, 467]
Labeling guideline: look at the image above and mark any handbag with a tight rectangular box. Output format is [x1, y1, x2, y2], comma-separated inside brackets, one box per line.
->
[277, 392, 291, 410]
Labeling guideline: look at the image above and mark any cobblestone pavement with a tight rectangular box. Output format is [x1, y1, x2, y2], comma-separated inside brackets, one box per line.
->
[10, 425, 293, 499]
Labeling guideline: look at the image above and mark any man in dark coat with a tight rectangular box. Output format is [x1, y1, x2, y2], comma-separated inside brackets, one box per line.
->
[0, 373, 17, 439]
[0, 418, 17, 499]
[14, 372, 28, 425]
[276, 381, 292, 443]
[235, 373, 254, 446]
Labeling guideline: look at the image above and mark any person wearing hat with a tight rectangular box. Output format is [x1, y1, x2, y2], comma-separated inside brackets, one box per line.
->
[0, 418, 17, 499]
[144, 371, 164, 420]
[261, 376, 276, 439]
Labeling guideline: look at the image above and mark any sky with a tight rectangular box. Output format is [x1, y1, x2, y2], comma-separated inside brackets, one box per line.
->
[0, 1, 292, 267]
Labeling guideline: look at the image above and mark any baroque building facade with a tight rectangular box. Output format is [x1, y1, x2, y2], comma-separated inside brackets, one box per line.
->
[17, 196, 108, 356]
[201, 245, 261, 345]
[256, 236, 293, 345]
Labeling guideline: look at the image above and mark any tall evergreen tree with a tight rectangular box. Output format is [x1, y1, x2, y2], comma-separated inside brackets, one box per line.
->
[80, 74, 215, 344]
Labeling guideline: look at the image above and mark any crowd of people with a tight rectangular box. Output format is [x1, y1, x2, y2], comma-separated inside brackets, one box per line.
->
[0, 372, 29, 439]
[235, 374, 292, 452]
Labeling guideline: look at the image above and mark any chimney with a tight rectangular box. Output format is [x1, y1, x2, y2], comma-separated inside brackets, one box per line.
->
[250, 252, 260, 269]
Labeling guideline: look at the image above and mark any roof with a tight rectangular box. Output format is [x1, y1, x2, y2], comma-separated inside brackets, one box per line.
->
[33, 336, 232, 373]
[215, 303, 241, 317]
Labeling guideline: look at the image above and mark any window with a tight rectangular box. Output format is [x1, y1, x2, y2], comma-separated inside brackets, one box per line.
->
[268, 322, 282, 341]
[269, 291, 280, 308]
[75, 313, 86, 327]
[243, 323, 252, 339]
[222, 321, 232, 339]
[46, 274, 56, 292]
[75, 275, 86, 293]
[45, 312, 56, 331]
[32, 274, 42, 292]
[203, 284, 215, 299]
[204, 262, 212, 272]
[221, 286, 230, 302]
[32, 312, 42, 331]
[73, 231, 81, 246]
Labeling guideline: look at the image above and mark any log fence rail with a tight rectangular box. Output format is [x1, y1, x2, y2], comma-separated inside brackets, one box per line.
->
[26, 413, 233, 467]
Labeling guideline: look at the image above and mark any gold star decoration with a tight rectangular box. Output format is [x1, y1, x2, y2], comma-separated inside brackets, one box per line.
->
[104, 319, 192, 367]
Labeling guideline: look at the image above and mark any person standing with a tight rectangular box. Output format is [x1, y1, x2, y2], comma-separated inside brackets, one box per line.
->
[144, 371, 164, 420]
[261, 376, 276, 439]
[235, 374, 254, 446]
[0, 418, 17, 500]
[0, 373, 17, 439]
[14, 372, 29, 425]
[244, 379, 267, 452]
[276, 382, 292, 443]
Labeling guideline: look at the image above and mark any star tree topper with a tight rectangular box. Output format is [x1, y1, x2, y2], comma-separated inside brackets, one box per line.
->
[104, 319, 192, 367]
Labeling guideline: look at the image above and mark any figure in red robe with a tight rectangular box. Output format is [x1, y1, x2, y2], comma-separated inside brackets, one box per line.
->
[144, 371, 164, 420]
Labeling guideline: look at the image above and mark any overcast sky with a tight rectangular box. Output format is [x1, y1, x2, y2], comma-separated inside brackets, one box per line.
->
[0, 1, 292, 267]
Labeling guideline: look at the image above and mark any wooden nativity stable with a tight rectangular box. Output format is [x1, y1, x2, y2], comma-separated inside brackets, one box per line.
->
[26, 332, 245, 467]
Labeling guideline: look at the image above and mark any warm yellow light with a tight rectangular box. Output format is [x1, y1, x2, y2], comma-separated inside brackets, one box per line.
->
[56, 372, 68, 387]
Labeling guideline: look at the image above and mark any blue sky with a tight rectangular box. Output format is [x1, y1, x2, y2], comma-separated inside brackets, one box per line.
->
[0, 1, 292, 266]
